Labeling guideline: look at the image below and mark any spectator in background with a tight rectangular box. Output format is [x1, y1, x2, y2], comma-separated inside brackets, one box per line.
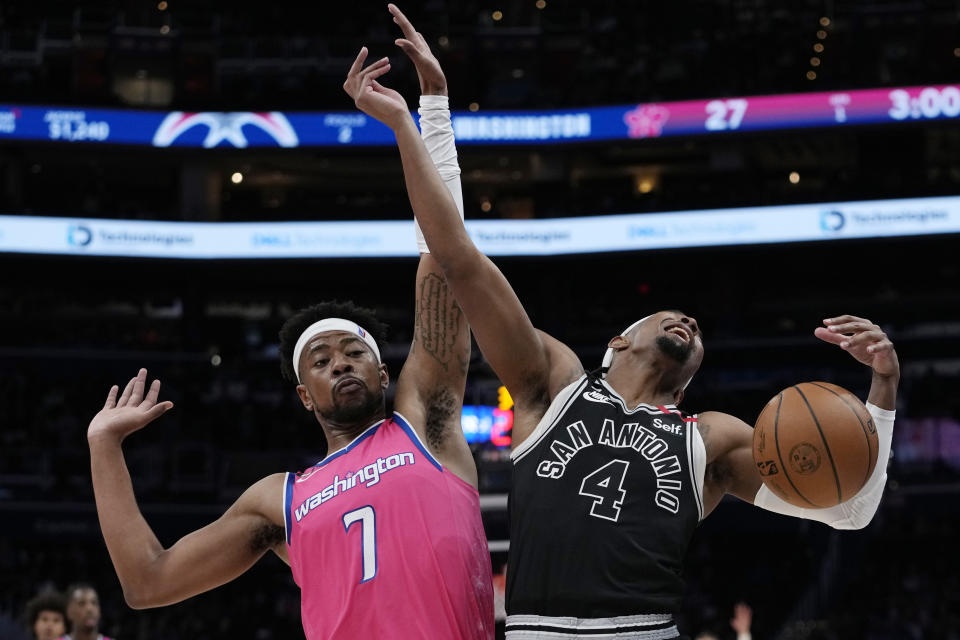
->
[695, 602, 752, 640]
[23, 591, 66, 640]
[63, 584, 113, 640]
[730, 602, 753, 640]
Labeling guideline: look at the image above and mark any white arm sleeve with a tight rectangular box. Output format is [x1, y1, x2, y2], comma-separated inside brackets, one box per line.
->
[415, 94, 464, 254]
[753, 402, 895, 530]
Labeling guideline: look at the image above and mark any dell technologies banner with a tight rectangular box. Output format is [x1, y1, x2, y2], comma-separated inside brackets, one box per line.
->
[0, 196, 956, 260]
[0, 83, 957, 148]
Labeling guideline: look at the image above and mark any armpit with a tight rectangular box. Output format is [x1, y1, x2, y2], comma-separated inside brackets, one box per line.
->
[425, 387, 458, 450]
[249, 522, 285, 554]
[704, 458, 734, 493]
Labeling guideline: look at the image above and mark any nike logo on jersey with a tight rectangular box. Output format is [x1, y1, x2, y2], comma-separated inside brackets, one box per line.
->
[582, 390, 614, 405]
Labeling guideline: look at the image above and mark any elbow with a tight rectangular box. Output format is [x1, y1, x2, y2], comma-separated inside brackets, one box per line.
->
[121, 576, 166, 610]
[122, 587, 153, 610]
[432, 244, 483, 282]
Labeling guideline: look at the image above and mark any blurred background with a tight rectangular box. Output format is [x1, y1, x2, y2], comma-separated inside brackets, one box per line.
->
[1, 1, 958, 639]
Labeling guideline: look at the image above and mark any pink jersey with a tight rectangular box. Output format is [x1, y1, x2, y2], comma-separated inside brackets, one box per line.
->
[284, 412, 494, 640]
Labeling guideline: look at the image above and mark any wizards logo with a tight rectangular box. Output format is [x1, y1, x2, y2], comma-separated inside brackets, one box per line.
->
[624, 104, 670, 139]
[152, 111, 299, 148]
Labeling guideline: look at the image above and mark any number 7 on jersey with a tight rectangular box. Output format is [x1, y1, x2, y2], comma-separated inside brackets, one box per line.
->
[342, 505, 377, 582]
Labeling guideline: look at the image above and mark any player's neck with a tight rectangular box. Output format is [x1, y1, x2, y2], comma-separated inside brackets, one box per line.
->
[321, 411, 387, 453]
[604, 362, 678, 408]
[70, 629, 100, 640]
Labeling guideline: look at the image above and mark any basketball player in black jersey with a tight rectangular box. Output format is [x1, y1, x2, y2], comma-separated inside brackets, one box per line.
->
[347, 10, 899, 637]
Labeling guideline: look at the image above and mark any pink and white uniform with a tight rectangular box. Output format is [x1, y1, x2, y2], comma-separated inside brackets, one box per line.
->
[284, 412, 494, 640]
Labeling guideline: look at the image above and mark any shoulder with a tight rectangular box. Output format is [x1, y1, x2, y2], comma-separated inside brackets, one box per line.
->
[535, 330, 585, 402]
[231, 472, 287, 527]
[696, 411, 753, 463]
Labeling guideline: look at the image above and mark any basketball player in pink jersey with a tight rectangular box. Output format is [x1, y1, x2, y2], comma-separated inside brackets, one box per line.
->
[62, 584, 113, 640]
[85, 16, 494, 636]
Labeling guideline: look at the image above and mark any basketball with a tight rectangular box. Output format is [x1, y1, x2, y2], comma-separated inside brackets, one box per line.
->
[752, 382, 879, 508]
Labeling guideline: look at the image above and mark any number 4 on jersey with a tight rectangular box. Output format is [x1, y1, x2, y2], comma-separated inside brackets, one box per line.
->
[579, 459, 630, 522]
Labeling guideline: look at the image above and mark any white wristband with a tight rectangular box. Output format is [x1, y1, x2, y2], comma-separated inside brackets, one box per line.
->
[753, 402, 895, 529]
[416, 94, 464, 254]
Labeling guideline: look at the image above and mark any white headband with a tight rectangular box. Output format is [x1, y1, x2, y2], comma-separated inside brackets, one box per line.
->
[600, 315, 694, 391]
[600, 315, 652, 378]
[292, 318, 380, 383]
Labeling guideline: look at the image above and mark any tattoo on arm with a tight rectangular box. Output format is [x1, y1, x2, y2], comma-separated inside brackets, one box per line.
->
[415, 273, 466, 374]
[249, 523, 285, 555]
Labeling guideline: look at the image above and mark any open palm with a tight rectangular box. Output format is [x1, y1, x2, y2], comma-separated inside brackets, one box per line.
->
[87, 368, 173, 442]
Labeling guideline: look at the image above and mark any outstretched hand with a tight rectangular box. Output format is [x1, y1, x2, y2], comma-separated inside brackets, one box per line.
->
[815, 315, 900, 378]
[343, 46, 411, 130]
[388, 3, 447, 96]
[87, 368, 173, 443]
[730, 602, 752, 635]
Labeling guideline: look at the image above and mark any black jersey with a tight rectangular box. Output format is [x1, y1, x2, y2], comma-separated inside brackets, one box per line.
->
[505, 374, 705, 634]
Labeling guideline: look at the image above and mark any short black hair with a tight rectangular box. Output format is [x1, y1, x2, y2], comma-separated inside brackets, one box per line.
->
[279, 300, 388, 383]
[64, 583, 96, 602]
[24, 591, 66, 626]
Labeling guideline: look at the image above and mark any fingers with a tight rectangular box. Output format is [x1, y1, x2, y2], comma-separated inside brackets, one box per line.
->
[843, 328, 886, 349]
[130, 368, 147, 405]
[116, 374, 137, 407]
[826, 320, 876, 334]
[389, 3, 418, 41]
[142, 378, 162, 407]
[103, 385, 119, 410]
[813, 326, 845, 345]
[363, 61, 392, 84]
[347, 46, 369, 78]
[394, 38, 419, 57]
[823, 314, 870, 328]
[344, 54, 391, 98]
[144, 401, 174, 423]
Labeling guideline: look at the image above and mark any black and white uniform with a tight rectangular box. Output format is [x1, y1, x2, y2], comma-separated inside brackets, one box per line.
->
[506, 374, 707, 639]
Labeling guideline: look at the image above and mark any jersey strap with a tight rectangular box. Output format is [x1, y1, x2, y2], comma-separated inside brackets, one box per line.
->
[505, 613, 678, 639]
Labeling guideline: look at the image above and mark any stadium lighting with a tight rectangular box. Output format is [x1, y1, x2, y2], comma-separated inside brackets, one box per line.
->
[231, 172, 243, 184]
[789, 171, 800, 184]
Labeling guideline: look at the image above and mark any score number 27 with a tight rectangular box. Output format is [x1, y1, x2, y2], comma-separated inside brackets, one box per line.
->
[705, 99, 748, 131]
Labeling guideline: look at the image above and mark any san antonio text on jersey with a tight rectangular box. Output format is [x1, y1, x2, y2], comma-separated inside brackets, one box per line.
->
[506, 374, 706, 637]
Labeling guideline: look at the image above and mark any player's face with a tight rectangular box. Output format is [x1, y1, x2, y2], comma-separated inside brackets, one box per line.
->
[297, 330, 387, 424]
[33, 611, 66, 640]
[636, 310, 705, 373]
[66, 588, 100, 632]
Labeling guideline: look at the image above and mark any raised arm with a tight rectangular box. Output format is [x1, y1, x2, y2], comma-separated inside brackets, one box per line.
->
[87, 369, 286, 608]
[343, 15, 582, 427]
[700, 316, 899, 529]
[383, 8, 473, 484]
